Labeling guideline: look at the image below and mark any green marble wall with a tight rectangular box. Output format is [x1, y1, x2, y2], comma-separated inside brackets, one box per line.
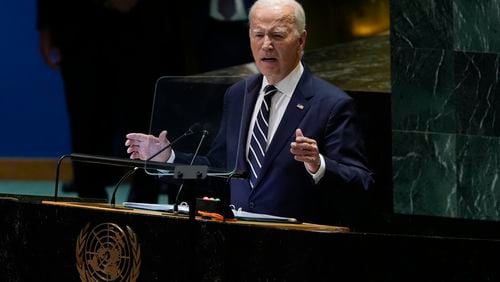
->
[391, 0, 500, 220]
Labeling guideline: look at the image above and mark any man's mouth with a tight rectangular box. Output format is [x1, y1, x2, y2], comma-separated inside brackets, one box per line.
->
[261, 57, 277, 62]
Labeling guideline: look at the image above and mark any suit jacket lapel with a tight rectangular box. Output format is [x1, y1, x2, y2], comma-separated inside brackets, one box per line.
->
[237, 75, 262, 171]
[254, 68, 315, 187]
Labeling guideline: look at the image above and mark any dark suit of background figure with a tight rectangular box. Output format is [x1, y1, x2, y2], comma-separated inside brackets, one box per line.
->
[193, 0, 255, 72]
[37, 0, 188, 201]
[176, 66, 375, 226]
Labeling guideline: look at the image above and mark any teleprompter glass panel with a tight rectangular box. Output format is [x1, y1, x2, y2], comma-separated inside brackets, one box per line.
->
[146, 76, 247, 178]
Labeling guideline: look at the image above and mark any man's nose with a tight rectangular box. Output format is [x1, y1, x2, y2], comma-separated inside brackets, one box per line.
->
[262, 35, 273, 50]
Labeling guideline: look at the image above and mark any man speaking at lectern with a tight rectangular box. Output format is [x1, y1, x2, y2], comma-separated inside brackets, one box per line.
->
[125, 0, 374, 226]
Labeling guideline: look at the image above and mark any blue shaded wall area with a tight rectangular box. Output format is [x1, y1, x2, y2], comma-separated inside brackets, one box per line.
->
[0, 0, 70, 157]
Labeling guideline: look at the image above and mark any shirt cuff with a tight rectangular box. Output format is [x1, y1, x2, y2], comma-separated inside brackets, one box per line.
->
[307, 154, 325, 184]
[158, 150, 176, 175]
[167, 150, 176, 163]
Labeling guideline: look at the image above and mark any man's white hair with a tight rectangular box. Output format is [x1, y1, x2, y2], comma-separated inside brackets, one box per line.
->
[249, 0, 306, 35]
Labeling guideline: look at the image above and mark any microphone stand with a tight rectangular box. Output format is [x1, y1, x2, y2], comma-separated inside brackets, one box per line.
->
[173, 130, 209, 220]
[110, 167, 139, 207]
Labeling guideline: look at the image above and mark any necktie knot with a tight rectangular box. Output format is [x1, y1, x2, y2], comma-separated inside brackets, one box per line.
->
[264, 84, 277, 96]
[263, 85, 277, 107]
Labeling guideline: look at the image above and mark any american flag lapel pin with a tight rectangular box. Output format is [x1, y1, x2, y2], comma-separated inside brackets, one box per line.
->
[296, 103, 304, 110]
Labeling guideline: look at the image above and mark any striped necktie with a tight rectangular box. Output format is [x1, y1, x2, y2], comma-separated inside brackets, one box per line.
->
[248, 85, 278, 188]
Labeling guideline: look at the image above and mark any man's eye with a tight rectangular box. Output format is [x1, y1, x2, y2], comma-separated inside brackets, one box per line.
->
[251, 31, 263, 38]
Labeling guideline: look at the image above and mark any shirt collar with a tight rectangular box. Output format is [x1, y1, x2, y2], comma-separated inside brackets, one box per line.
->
[261, 62, 304, 97]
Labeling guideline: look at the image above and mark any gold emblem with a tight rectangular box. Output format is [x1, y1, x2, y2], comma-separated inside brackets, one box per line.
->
[76, 223, 141, 282]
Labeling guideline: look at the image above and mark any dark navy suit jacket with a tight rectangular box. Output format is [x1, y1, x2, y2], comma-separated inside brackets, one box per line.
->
[178, 67, 374, 224]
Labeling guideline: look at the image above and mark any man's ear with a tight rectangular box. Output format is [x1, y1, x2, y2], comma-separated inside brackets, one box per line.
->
[299, 30, 307, 48]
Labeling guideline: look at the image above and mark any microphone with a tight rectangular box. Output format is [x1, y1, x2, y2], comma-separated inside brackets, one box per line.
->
[145, 122, 202, 163]
[173, 128, 210, 214]
[109, 122, 202, 207]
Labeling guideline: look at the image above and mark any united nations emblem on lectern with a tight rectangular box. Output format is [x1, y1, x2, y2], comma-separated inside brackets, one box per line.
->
[76, 223, 141, 282]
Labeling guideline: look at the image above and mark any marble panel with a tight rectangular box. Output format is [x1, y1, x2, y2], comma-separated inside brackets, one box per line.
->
[453, 0, 500, 53]
[303, 35, 390, 92]
[392, 131, 457, 217]
[455, 51, 500, 137]
[457, 135, 500, 220]
[392, 47, 455, 133]
[391, 0, 453, 49]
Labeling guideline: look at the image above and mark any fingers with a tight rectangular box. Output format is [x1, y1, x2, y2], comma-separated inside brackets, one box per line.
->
[126, 132, 148, 142]
[291, 129, 318, 154]
[294, 128, 315, 144]
[126, 144, 139, 154]
[290, 129, 321, 173]
[126, 131, 168, 145]
[125, 133, 152, 160]
[290, 141, 318, 157]
[125, 131, 169, 161]
[295, 128, 304, 137]
[158, 130, 168, 141]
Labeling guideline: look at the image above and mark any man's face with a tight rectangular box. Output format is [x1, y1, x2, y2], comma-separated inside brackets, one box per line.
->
[249, 5, 306, 85]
